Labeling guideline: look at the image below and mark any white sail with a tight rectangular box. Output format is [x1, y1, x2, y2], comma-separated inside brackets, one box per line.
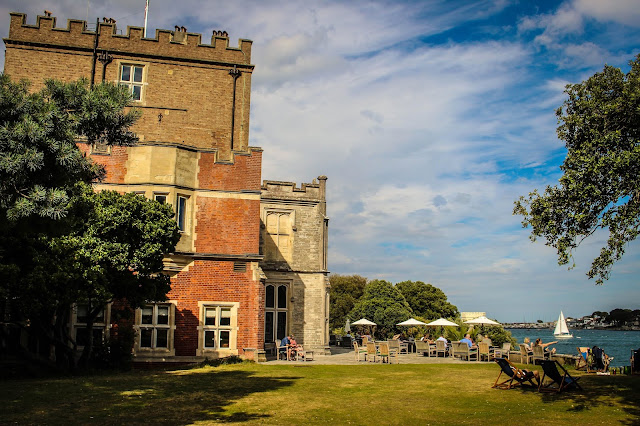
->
[554, 311, 573, 338]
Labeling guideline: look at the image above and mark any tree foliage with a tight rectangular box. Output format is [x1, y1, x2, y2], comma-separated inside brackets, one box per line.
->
[329, 274, 367, 330]
[0, 75, 139, 221]
[0, 76, 176, 370]
[514, 55, 640, 284]
[348, 280, 412, 339]
[395, 280, 459, 320]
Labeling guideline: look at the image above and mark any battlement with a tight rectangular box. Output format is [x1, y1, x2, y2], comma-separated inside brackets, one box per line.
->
[6, 12, 253, 66]
[261, 176, 327, 201]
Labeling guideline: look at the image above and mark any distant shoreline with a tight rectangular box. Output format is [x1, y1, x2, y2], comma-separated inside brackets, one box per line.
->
[505, 326, 640, 331]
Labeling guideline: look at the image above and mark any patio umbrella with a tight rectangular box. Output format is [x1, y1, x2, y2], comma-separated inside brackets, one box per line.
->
[352, 318, 376, 326]
[426, 318, 459, 327]
[397, 318, 427, 326]
[464, 316, 501, 326]
[351, 318, 376, 338]
[345, 318, 351, 332]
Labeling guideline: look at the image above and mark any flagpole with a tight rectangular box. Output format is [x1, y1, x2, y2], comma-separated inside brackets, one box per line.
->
[143, 0, 149, 38]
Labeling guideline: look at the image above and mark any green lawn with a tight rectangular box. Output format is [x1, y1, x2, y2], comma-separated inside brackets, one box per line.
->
[2, 362, 638, 425]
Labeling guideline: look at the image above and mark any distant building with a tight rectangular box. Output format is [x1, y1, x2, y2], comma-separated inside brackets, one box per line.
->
[3, 12, 329, 362]
[461, 312, 486, 323]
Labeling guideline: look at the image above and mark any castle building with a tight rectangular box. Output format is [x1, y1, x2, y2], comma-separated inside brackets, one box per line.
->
[2, 12, 330, 362]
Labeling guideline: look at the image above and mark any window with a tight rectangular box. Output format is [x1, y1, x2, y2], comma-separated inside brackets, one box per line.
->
[264, 284, 288, 343]
[119, 64, 145, 101]
[264, 211, 293, 262]
[176, 195, 188, 232]
[154, 193, 167, 204]
[72, 304, 109, 348]
[198, 303, 238, 355]
[135, 303, 174, 353]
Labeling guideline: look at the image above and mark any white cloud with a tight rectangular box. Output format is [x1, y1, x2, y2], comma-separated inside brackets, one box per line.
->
[574, 0, 640, 27]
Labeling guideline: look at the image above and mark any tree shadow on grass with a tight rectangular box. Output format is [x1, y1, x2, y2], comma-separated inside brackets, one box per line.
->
[4, 367, 300, 425]
[537, 374, 640, 424]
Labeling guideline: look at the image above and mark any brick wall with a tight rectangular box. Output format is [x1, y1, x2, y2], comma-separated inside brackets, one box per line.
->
[169, 260, 263, 356]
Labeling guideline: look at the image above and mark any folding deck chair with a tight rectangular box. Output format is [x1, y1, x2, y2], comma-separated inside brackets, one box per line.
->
[492, 358, 539, 389]
[538, 360, 582, 393]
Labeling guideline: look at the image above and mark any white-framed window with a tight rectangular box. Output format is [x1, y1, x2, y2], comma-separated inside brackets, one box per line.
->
[264, 283, 289, 343]
[134, 303, 175, 356]
[176, 195, 188, 232]
[71, 304, 110, 348]
[198, 302, 238, 356]
[119, 63, 145, 101]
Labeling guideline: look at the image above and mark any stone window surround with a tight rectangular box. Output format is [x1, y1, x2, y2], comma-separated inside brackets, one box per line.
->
[71, 303, 111, 349]
[116, 59, 149, 104]
[264, 281, 292, 343]
[197, 301, 239, 357]
[133, 301, 176, 357]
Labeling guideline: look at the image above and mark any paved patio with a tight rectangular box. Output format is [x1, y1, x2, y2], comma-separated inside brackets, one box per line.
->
[264, 347, 479, 365]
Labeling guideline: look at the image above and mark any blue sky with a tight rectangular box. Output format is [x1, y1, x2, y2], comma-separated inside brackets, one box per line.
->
[2, 0, 639, 322]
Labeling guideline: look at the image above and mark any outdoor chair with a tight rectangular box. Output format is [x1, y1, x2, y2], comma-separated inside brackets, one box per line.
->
[276, 339, 288, 360]
[453, 342, 478, 361]
[492, 357, 539, 389]
[366, 342, 378, 363]
[631, 348, 640, 374]
[532, 345, 550, 364]
[387, 339, 401, 355]
[500, 343, 511, 359]
[538, 360, 582, 393]
[519, 344, 533, 364]
[576, 347, 589, 370]
[341, 336, 353, 347]
[436, 340, 449, 357]
[378, 342, 398, 364]
[479, 342, 496, 362]
[353, 341, 368, 361]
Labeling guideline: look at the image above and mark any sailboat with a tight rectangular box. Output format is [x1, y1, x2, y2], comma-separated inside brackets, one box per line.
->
[553, 311, 573, 339]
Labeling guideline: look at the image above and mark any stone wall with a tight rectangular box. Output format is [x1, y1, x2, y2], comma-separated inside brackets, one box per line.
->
[260, 177, 330, 351]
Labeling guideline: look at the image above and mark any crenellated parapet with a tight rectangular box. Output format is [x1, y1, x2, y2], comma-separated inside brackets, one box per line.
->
[261, 176, 327, 202]
[5, 12, 253, 67]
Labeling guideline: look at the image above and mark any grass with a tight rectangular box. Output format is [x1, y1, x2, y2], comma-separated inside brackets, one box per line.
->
[1, 361, 639, 425]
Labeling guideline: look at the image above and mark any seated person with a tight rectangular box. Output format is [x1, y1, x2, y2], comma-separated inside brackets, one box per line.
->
[534, 338, 557, 355]
[522, 337, 533, 353]
[288, 335, 298, 359]
[436, 334, 448, 343]
[460, 333, 476, 349]
[279, 335, 291, 356]
[392, 333, 402, 340]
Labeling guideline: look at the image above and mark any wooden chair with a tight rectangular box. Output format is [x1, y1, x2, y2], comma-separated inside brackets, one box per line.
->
[353, 341, 368, 361]
[387, 339, 401, 355]
[493, 358, 539, 389]
[366, 342, 378, 363]
[479, 342, 496, 362]
[500, 343, 511, 359]
[538, 360, 582, 393]
[532, 345, 550, 364]
[378, 342, 398, 364]
[415, 341, 432, 357]
[436, 340, 449, 357]
[520, 344, 533, 364]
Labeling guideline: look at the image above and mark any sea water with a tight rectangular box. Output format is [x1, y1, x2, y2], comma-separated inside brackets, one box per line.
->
[506, 328, 640, 368]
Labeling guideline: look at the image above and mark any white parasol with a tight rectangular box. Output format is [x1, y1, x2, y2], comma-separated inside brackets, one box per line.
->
[352, 318, 376, 326]
[464, 316, 501, 326]
[397, 318, 427, 326]
[426, 318, 459, 327]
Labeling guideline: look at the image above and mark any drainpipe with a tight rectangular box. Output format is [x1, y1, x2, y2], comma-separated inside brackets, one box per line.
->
[228, 65, 241, 151]
[98, 51, 113, 82]
[90, 18, 99, 88]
